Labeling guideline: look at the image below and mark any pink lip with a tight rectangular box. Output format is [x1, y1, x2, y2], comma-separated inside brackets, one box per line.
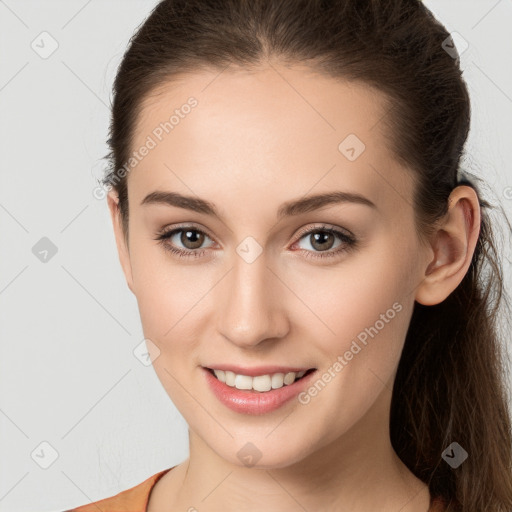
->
[202, 367, 317, 415]
[203, 364, 315, 377]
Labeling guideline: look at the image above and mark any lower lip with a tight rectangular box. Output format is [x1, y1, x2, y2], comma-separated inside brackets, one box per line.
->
[202, 367, 317, 415]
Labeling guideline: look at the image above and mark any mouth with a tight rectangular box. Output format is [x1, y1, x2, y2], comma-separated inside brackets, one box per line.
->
[204, 367, 317, 393]
[202, 365, 319, 414]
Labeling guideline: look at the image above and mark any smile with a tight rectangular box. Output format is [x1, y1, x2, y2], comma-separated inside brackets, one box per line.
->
[207, 367, 316, 392]
[202, 366, 318, 415]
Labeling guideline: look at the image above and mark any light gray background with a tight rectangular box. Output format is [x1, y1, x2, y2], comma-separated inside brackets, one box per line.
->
[1, 1, 511, 511]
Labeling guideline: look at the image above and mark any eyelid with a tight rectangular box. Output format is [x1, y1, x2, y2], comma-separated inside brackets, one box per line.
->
[157, 222, 217, 242]
[292, 223, 355, 242]
[156, 222, 358, 264]
[157, 222, 354, 247]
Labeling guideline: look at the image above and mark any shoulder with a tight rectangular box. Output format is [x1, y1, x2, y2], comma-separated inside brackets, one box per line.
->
[63, 467, 174, 512]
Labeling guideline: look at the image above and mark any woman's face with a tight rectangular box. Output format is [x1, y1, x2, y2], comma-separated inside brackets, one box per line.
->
[109, 63, 432, 468]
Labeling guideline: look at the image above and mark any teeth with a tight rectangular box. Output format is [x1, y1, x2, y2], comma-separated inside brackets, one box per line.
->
[212, 369, 310, 392]
[214, 369, 227, 383]
[234, 374, 254, 390]
[253, 374, 272, 392]
[271, 373, 285, 389]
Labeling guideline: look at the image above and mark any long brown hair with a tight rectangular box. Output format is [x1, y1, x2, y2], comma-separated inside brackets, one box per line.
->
[101, 1, 512, 509]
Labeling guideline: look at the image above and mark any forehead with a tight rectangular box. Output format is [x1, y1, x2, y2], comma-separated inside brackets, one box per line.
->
[128, 63, 413, 215]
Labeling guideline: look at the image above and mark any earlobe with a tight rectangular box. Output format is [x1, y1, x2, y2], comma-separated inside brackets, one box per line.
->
[107, 190, 134, 294]
[415, 186, 481, 306]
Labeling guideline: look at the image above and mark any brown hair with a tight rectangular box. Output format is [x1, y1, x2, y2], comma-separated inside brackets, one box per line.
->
[101, 1, 512, 509]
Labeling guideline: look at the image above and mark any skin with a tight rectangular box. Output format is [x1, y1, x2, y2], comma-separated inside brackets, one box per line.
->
[107, 61, 480, 512]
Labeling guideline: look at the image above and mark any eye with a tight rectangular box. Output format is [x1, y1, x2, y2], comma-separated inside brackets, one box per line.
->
[155, 224, 215, 260]
[155, 223, 358, 261]
[291, 224, 357, 260]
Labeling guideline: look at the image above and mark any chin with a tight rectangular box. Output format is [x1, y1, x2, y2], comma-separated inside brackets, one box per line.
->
[207, 433, 317, 470]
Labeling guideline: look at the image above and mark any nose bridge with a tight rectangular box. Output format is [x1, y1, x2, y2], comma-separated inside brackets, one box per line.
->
[217, 248, 289, 347]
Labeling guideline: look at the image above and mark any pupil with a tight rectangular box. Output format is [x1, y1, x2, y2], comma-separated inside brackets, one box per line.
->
[182, 230, 204, 249]
[312, 232, 334, 251]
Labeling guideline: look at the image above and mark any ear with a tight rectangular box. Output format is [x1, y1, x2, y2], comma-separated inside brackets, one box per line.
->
[107, 189, 134, 294]
[415, 185, 481, 306]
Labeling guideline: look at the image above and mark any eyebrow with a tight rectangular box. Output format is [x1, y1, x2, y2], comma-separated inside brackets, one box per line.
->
[140, 190, 377, 220]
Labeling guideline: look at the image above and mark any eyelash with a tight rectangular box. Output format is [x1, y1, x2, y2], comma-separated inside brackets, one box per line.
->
[154, 223, 357, 261]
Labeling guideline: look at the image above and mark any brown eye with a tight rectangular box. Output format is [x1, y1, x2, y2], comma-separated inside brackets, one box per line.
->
[292, 224, 357, 261]
[308, 231, 336, 251]
[155, 225, 216, 259]
[179, 229, 205, 250]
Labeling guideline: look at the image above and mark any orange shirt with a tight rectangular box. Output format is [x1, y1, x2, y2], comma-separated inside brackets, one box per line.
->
[64, 466, 448, 511]
[63, 467, 172, 512]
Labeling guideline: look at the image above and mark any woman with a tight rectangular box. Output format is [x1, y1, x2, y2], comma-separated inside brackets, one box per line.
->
[67, 0, 512, 510]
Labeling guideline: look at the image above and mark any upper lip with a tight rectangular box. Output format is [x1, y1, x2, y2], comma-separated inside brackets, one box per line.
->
[203, 364, 316, 377]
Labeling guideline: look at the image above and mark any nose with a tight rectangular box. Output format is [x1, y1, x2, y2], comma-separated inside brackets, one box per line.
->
[216, 251, 290, 349]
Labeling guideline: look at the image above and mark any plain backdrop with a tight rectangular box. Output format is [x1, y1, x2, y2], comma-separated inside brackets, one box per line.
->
[0, 1, 511, 511]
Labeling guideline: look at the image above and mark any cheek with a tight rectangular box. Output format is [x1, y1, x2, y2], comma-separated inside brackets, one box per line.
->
[287, 239, 416, 423]
[128, 233, 208, 337]
[136, 278, 213, 367]
[288, 238, 416, 351]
